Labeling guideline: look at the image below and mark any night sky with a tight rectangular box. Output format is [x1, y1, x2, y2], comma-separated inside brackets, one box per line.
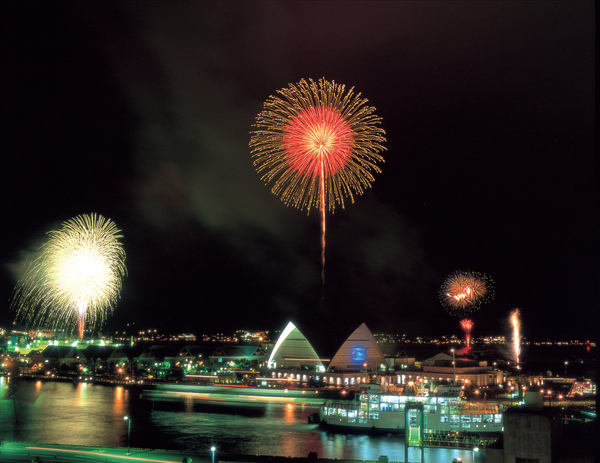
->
[2, 2, 596, 340]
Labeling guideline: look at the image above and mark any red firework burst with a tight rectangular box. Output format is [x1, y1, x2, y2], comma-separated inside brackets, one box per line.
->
[250, 78, 386, 213]
[460, 319, 474, 332]
[250, 78, 386, 286]
[283, 106, 354, 178]
[460, 319, 474, 346]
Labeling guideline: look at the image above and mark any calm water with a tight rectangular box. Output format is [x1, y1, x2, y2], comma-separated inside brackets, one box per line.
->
[0, 378, 480, 463]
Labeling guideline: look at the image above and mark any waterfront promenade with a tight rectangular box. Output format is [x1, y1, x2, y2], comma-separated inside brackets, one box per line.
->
[0, 442, 399, 463]
[1, 442, 201, 463]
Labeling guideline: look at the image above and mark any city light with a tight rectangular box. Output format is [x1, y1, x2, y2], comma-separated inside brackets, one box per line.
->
[124, 416, 131, 455]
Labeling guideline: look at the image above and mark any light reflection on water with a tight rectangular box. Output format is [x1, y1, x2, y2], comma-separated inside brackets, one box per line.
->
[2, 379, 478, 463]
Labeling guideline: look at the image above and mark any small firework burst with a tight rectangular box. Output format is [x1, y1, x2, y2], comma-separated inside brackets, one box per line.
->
[439, 270, 494, 317]
[460, 319, 474, 346]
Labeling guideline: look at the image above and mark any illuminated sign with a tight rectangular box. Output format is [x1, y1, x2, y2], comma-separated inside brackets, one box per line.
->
[350, 347, 366, 364]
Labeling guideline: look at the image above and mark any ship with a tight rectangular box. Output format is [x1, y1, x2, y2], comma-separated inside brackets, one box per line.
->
[320, 383, 504, 436]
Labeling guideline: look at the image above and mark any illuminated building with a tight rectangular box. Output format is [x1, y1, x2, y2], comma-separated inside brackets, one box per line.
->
[212, 345, 266, 367]
[264, 322, 387, 388]
[267, 322, 324, 370]
[328, 323, 386, 371]
[421, 352, 505, 386]
[40, 345, 81, 369]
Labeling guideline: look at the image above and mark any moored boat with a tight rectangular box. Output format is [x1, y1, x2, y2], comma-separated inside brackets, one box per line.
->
[320, 383, 504, 436]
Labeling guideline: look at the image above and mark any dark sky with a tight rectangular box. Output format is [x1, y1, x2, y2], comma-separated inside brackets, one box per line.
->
[2, 1, 596, 341]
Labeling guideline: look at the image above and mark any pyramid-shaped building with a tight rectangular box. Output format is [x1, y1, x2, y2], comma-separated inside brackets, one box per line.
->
[328, 323, 386, 371]
[265, 321, 388, 388]
[267, 322, 326, 370]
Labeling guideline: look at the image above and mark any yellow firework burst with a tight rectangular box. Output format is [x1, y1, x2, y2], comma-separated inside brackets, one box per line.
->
[12, 213, 126, 337]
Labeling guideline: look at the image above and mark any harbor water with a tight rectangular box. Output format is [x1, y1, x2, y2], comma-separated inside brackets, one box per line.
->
[1, 377, 483, 463]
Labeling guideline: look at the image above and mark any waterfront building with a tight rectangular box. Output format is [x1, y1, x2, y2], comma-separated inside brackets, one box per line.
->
[40, 345, 81, 369]
[421, 352, 505, 386]
[263, 322, 389, 387]
[267, 322, 325, 370]
[328, 323, 387, 371]
[386, 351, 416, 371]
[107, 345, 146, 373]
[176, 345, 219, 372]
[261, 321, 521, 390]
[81, 344, 113, 374]
[212, 345, 266, 367]
[16, 348, 44, 373]
[145, 344, 182, 368]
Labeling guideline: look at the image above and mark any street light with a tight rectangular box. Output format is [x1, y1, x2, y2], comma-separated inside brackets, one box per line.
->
[472, 446, 479, 463]
[211, 446, 216, 463]
[124, 416, 131, 455]
[451, 349, 456, 385]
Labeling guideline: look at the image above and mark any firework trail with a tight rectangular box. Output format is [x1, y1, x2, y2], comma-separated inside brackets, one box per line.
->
[460, 319, 474, 346]
[510, 308, 521, 366]
[12, 213, 126, 338]
[250, 78, 386, 286]
[439, 270, 494, 317]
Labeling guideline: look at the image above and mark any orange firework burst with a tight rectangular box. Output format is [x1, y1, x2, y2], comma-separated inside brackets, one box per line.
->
[250, 78, 386, 284]
[439, 270, 494, 316]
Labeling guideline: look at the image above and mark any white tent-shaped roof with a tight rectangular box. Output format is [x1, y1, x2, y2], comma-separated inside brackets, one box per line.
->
[328, 323, 386, 371]
[267, 322, 324, 369]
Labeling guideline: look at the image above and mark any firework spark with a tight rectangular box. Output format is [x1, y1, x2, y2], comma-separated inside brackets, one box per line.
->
[439, 270, 494, 317]
[460, 319, 474, 346]
[250, 78, 386, 285]
[510, 308, 521, 366]
[12, 213, 126, 338]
